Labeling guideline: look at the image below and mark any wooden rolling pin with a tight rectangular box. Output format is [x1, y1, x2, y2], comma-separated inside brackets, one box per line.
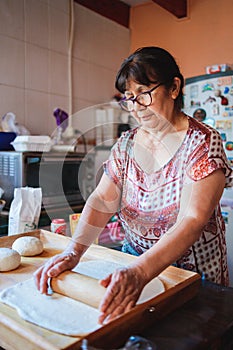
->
[51, 271, 106, 308]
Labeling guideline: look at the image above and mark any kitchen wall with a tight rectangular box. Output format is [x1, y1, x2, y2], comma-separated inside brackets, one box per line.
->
[129, 0, 233, 79]
[0, 0, 130, 138]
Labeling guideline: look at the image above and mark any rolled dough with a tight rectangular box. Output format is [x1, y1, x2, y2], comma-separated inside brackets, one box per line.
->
[0, 259, 164, 336]
[0, 248, 21, 272]
[0, 278, 100, 336]
[12, 236, 43, 256]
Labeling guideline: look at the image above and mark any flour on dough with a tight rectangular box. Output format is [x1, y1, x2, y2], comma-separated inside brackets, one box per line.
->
[0, 260, 164, 335]
[0, 248, 21, 272]
[73, 259, 124, 280]
[73, 259, 165, 303]
[12, 236, 43, 256]
[0, 279, 100, 336]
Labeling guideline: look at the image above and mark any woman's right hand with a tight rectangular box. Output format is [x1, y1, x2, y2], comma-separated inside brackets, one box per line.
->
[33, 250, 81, 294]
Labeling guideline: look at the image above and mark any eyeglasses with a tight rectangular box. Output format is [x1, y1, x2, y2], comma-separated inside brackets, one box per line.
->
[119, 82, 163, 112]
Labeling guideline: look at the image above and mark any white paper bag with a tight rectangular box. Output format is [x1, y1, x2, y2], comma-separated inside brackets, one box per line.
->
[8, 187, 42, 235]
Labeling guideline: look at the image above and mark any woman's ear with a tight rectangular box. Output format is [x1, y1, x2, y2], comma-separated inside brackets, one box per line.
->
[171, 77, 181, 100]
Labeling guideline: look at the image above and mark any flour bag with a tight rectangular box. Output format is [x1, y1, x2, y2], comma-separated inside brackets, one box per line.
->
[8, 187, 42, 235]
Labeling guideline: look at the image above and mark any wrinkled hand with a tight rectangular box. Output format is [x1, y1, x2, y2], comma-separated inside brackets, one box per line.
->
[98, 266, 146, 324]
[33, 250, 80, 294]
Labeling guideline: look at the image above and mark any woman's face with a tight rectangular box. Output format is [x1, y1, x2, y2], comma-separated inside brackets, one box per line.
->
[125, 79, 180, 130]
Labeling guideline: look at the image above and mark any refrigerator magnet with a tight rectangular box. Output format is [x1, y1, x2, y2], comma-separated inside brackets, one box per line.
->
[225, 141, 233, 151]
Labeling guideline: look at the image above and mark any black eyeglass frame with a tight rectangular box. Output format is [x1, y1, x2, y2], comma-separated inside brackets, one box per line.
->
[119, 82, 163, 112]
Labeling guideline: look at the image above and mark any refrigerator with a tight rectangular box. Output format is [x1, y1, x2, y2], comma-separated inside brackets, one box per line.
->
[183, 70, 233, 286]
[184, 70, 233, 165]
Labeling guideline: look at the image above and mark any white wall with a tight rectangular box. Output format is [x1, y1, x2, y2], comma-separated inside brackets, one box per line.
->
[0, 0, 130, 140]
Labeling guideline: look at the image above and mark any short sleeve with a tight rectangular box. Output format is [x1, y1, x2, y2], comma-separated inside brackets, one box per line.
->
[103, 136, 126, 189]
[103, 128, 136, 189]
[186, 127, 233, 187]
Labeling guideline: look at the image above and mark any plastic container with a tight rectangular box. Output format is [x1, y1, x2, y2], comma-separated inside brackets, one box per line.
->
[51, 219, 67, 235]
[11, 135, 52, 152]
[0, 132, 17, 150]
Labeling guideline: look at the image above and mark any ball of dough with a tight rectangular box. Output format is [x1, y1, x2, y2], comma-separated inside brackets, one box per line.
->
[0, 248, 21, 272]
[12, 236, 43, 257]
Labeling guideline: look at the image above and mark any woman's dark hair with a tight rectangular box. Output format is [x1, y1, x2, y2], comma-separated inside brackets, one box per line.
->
[115, 46, 184, 111]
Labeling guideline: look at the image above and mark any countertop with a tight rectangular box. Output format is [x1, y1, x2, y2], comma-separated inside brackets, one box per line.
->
[0, 280, 232, 350]
[140, 280, 233, 350]
[0, 229, 233, 349]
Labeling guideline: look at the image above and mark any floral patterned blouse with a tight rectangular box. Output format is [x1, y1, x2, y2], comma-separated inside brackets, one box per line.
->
[104, 117, 233, 286]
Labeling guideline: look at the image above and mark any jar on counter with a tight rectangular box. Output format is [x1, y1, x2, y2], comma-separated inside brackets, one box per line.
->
[51, 219, 67, 235]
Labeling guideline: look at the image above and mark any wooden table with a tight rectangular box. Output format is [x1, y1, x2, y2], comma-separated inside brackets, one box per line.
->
[0, 230, 200, 350]
[140, 280, 233, 350]
[0, 281, 232, 350]
[0, 229, 232, 349]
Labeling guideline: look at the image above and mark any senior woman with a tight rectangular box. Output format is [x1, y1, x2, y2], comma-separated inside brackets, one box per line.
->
[34, 47, 232, 324]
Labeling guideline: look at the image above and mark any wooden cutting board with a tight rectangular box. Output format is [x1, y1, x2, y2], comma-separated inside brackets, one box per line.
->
[0, 230, 201, 350]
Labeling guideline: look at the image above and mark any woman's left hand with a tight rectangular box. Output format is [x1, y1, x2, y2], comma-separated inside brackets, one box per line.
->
[98, 266, 146, 324]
